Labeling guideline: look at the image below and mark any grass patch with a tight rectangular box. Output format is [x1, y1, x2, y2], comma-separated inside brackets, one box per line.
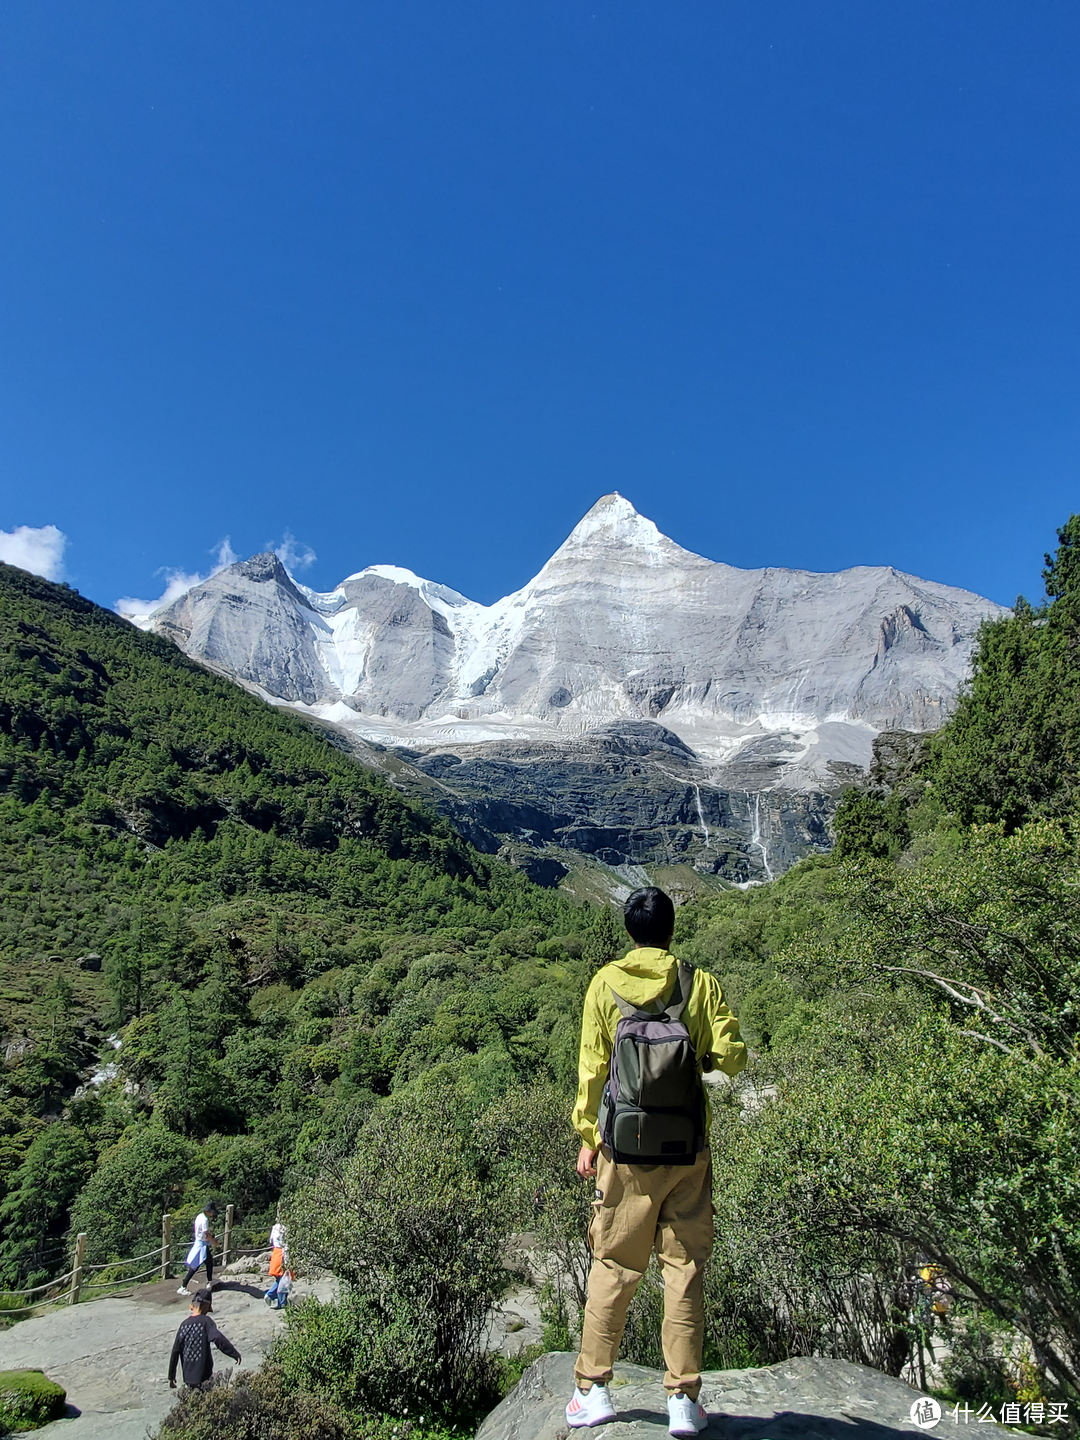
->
[0, 1370, 66, 1431]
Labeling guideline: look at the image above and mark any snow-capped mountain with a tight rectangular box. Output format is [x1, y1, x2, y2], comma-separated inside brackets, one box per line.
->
[143, 493, 1003, 779]
[135, 495, 1004, 882]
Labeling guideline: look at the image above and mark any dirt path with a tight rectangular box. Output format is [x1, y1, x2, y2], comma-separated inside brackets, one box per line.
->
[0, 1271, 332, 1440]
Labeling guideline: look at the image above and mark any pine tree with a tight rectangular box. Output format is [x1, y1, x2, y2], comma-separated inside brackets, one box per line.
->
[0, 1124, 93, 1286]
[582, 907, 624, 972]
[933, 518, 1080, 828]
[1042, 513, 1080, 599]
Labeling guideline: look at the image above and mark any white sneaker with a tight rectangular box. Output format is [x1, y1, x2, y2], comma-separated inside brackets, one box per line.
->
[176, 1286, 188, 1295]
[565, 1384, 616, 1428]
[668, 1393, 708, 1435]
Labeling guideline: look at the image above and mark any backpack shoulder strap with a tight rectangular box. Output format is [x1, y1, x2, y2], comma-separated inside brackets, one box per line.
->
[664, 961, 695, 1023]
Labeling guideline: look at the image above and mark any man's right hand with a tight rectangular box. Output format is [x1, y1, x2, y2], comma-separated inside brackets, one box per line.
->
[576, 1146, 598, 1178]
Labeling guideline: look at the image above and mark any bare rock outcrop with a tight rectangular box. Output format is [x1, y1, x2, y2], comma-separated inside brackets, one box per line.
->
[477, 1350, 1004, 1440]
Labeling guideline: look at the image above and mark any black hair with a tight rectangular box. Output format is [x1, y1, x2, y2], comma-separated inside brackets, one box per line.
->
[623, 887, 676, 947]
[205, 1201, 218, 1215]
[193, 1287, 213, 1312]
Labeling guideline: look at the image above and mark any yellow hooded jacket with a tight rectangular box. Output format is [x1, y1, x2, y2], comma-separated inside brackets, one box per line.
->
[572, 947, 747, 1151]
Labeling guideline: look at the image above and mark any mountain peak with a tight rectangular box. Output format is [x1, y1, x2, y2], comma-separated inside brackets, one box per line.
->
[547, 493, 702, 570]
[236, 552, 291, 583]
[568, 492, 659, 543]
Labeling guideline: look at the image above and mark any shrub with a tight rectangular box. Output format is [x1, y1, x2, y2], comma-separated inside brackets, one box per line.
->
[0, 1370, 66, 1431]
[270, 1290, 465, 1423]
[186, 1133, 283, 1222]
[278, 1075, 507, 1426]
[152, 1368, 349, 1439]
[483, 1083, 591, 1316]
[151, 1365, 458, 1440]
[939, 1313, 1013, 1407]
[785, 823, 1080, 1396]
[691, 1002, 1080, 1397]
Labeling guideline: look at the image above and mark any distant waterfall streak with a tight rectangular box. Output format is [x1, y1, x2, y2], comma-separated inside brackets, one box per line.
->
[747, 792, 774, 883]
[693, 784, 710, 847]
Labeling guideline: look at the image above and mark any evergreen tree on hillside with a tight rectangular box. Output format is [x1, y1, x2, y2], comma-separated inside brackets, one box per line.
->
[0, 1124, 93, 1287]
[932, 515, 1080, 828]
[583, 907, 624, 971]
[833, 789, 910, 861]
[832, 516, 1080, 852]
[1043, 514, 1080, 600]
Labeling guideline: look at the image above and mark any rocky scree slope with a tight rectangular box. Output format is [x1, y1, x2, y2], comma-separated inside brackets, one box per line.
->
[139, 496, 1004, 881]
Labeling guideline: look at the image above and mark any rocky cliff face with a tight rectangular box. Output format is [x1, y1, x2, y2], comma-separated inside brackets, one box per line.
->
[139, 495, 1004, 881]
[372, 720, 834, 884]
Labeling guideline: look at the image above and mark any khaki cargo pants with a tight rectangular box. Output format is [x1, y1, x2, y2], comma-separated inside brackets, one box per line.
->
[575, 1146, 713, 1399]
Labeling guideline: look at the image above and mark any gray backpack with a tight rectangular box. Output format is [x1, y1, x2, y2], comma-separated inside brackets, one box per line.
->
[597, 961, 705, 1165]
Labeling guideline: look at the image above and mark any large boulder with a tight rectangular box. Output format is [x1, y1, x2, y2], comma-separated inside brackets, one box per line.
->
[477, 1350, 1005, 1440]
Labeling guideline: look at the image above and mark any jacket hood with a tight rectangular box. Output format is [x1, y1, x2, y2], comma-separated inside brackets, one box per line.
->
[597, 947, 680, 1006]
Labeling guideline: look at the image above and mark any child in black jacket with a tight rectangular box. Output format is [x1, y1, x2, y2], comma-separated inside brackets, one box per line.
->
[168, 1289, 241, 1390]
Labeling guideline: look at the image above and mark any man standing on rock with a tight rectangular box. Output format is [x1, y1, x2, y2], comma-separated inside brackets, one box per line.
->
[566, 887, 746, 1436]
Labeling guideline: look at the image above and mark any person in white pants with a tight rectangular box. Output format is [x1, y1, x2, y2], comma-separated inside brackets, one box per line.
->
[178, 1201, 218, 1294]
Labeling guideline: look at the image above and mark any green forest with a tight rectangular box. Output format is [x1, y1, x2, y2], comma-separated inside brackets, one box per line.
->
[1, 517, 1079, 1439]
[0, 561, 592, 1270]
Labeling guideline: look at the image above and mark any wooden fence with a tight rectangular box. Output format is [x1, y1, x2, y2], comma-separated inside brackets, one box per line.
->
[0, 1203, 269, 1317]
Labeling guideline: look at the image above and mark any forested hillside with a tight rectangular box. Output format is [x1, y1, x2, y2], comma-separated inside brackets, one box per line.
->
[0, 561, 597, 1295]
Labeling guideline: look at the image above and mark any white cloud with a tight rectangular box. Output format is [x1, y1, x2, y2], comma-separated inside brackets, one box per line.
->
[0, 524, 67, 581]
[116, 569, 205, 625]
[211, 537, 239, 569]
[270, 531, 316, 573]
[115, 535, 240, 629]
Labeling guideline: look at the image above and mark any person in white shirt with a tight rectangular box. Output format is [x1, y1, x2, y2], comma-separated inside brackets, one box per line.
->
[178, 1201, 218, 1295]
[265, 1219, 289, 1306]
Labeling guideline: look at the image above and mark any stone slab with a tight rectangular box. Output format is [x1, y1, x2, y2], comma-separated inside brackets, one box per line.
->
[476, 1351, 1007, 1440]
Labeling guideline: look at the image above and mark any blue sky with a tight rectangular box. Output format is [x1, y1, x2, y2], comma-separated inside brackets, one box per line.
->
[1, 1, 1078, 610]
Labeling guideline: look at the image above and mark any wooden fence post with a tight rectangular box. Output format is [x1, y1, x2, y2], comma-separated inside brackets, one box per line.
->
[68, 1233, 87, 1306]
[160, 1213, 172, 1281]
[222, 1204, 234, 1269]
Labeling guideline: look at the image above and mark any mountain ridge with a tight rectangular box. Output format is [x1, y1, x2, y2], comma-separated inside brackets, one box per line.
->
[139, 494, 1005, 763]
[133, 494, 1005, 879]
